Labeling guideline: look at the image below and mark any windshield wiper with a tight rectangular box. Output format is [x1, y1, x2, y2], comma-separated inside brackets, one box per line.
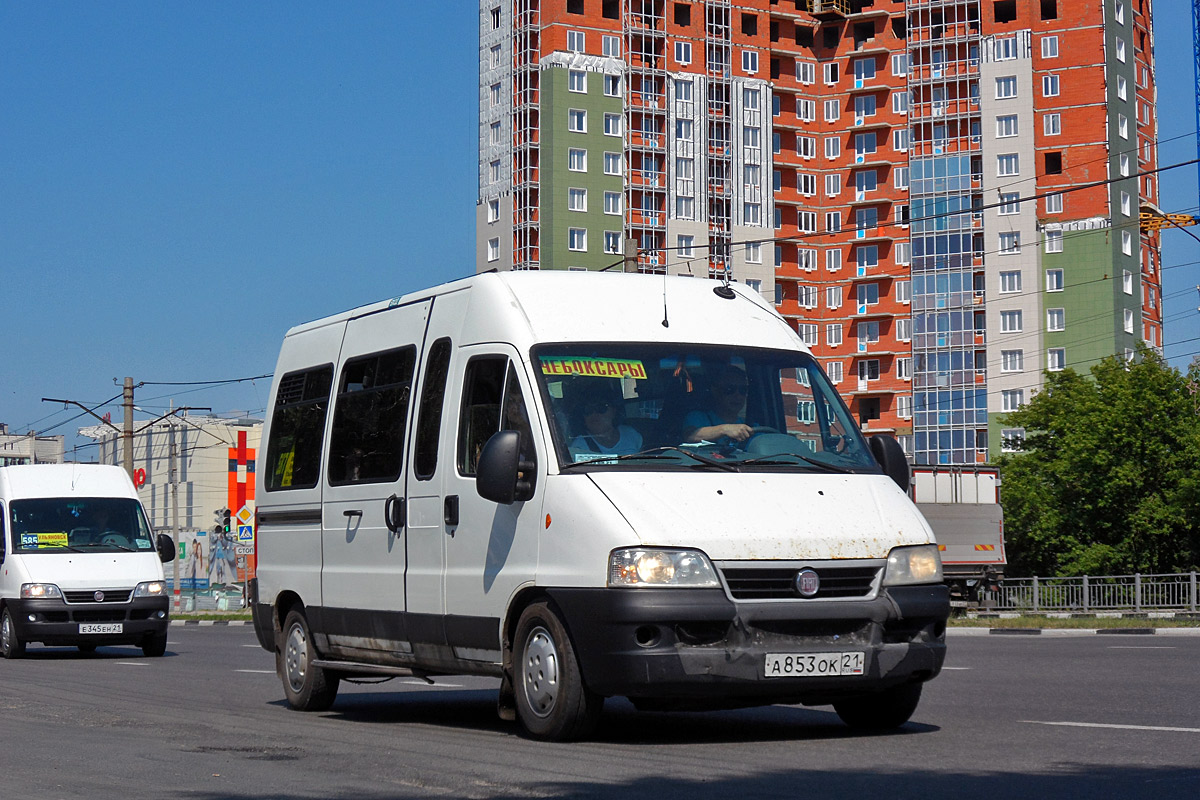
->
[76, 541, 136, 552]
[561, 446, 739, 472]
[736, 452, 859, 473]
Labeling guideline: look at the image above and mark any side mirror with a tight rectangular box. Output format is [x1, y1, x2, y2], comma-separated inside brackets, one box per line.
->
[869, 434, 911, 494]
[156, 532, 176, 564]
[476, 430, 536, 504]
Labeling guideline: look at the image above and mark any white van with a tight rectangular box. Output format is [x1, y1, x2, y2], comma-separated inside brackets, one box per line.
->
[251, 272, 948, 740]
[1, 464, 176, 658]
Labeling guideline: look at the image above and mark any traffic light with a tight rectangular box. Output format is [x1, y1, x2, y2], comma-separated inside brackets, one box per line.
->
[221, 508, 231, 534]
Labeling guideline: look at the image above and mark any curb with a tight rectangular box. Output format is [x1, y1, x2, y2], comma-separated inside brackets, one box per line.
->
[170, 619, 253, 626]
[948, 627, 1200, 636]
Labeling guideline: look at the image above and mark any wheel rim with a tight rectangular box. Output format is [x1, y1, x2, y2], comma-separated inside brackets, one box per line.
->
[1, 614, 11, 653]
[520, 625, 559, 719]
[284, 622, 309, 693]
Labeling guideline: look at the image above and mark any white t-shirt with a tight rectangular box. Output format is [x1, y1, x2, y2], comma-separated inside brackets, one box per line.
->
[571, 424, 643, 455]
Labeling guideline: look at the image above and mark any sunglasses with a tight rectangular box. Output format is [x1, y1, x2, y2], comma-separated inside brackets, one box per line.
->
[583, 401, 612, 415]
[718, 384, 748, 396]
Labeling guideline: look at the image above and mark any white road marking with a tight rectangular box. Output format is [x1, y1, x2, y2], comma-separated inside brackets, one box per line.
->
[942, 666, 972, 670]
[242, 644, 262, 648]
[117, 662, 150, 667]
[235, 669, 276, 674]
[401, 679, 463, 688]
[1107, 646, 1176, 649]
[1023, 720, 1200, 733]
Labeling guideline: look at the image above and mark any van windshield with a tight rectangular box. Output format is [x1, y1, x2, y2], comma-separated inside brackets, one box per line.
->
[10, 497, 156, 554]
[532, 343, 878, 473]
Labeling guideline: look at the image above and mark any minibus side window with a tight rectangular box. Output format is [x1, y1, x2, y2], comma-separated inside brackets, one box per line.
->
[458, 357, 507, 476]
[264, 365, 334, 491]
[327, 347, 417, 486]
[501, 362, 536, 471]
[414, 337, 452, 481]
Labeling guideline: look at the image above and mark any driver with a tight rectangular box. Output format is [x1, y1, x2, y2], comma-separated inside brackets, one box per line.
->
[682, 365, 755, 445]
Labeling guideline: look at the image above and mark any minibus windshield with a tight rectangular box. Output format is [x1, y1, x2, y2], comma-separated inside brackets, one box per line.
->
[10, 497, 157, 554]
[532, 343, 878, 473]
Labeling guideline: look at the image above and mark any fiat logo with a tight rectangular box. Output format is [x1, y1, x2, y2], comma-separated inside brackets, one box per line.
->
[94, 591, 105, 602]
[795, 569, 820, 597]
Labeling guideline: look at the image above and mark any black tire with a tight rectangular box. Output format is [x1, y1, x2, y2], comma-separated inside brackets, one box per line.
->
[141, 632, 168, 658]
[512, 601, 601, 741]
[78, 644, 98, 654]
[280, 609, 339, 711]
[1, 608, 25, 659]
[833, 683, 923, 731]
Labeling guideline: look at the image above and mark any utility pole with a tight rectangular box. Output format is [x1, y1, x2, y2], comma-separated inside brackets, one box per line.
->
[122, 377, 135, 480]
[169, 404, 181, 611]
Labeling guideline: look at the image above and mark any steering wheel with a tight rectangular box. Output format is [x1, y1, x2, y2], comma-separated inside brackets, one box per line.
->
[100, 532, 132, 548]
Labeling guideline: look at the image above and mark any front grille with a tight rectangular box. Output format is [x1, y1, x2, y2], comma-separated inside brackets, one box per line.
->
[64, 589, 132, 604]
[720, 565, 879, 600]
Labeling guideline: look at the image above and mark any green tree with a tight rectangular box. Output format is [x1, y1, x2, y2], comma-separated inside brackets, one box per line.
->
[996, 345, 1200, 577]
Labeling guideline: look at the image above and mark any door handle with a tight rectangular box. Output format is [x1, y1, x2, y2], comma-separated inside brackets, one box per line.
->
[384, 494, 406, 533]
[444, 495, 459, 528]
[343, 509, 362, 518]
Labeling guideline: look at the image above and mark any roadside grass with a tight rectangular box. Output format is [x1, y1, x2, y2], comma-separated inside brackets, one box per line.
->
[951, 613, 1200, 628]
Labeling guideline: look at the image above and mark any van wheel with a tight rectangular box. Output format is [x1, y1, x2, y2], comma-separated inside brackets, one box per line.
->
[1, 609, 25, 659]
[78, 644, 98, 654]
[833, 683, 923, 731]
[281, 609, 339, 711]
[141, 632, 168, 658]
[512, 601, 601, 741]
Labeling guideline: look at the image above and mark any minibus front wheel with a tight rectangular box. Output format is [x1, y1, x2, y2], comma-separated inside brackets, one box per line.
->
[1, 608, 25, 659]
[513, 601, 601, 741]
[280, 609, 339, 712]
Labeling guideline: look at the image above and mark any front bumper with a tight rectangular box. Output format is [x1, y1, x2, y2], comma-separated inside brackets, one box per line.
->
[6, 596, 170, 647]
[548, 584, 948, 705]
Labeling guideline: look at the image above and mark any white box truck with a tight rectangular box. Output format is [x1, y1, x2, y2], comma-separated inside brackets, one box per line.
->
[250, 271, 949, 740]
[1, 464, 176, 657]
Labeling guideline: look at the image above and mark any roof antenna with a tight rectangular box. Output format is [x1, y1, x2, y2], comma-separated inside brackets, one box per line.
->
[662, 269, 670, 328]
[713, 259, 736, 300]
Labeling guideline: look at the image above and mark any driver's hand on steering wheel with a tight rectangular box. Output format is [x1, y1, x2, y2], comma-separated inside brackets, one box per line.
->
[718, 423, 754, 442]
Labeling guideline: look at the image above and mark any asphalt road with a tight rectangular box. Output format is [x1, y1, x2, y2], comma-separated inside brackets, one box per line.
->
[1, 626, 1197, 799]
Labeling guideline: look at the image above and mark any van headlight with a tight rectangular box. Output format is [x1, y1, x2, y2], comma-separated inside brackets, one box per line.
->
[608, 548, 720, 588]
[133, 581, 166, 598]
[883, 544, 943, 586]
[20, 583, 62, 599]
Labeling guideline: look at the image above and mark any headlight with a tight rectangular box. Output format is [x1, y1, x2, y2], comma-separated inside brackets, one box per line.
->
[20, 583, 62, 599]
[133, 581, 166, 597]
[608, 548, 720, 588]
[883, 544, 943, 586]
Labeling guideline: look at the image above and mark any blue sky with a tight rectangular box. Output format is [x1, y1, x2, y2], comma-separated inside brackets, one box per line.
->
[2, 2, 1198, 459]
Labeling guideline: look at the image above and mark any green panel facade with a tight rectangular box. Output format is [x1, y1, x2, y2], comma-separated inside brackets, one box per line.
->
[540, 66, 624, 270]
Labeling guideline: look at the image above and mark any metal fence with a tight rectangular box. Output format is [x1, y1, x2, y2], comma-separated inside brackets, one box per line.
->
[984, 572, 1200, 613]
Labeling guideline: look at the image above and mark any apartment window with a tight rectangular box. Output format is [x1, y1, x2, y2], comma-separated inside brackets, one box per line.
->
[603, 151, 621, 175]
[489, 121, 503, 146]
[892, 53, 908, 76]
[894, 166, 909, 189]
[603, 231, 622, 254]
[858, 358, 881, 380]
[798, 173, 817, 196]
[1149, 286, 1157, 308]
[1044, 113, 1061, 136]
[1042, 229, 1062, 253]
[827, 361, 844, 384]
[675, 79, 692, 102]
[1000, 271, 1022, 293]
[1115, 0, 1125, 24]
[826, 324, 843, 347]
[676, 195, 695, 219]
[603, 34, 621, 57]
[997, 154, 1020, 176]
[568, 227, 587, 252]
[824, 136, 841, 159]
[568, 70, 586, 93]
[746, 242, 762, 263]
[798, 248, 817, 272]
[796, 61, 815, 84]
[796, 98, 816, 122]
[855, 170, 877, 195]
[568, 148, 586, 172]
[999, 193, 1020, 215]
[1046, 348, 1065, 371]
[1042, 75, 1060, 97]
[823, 62, 839, 84]
[825, 175, 841, 197]
[798, 324, 819, 347]
[854, 95, 876, 119]
[1117, 75, 1127, 101]
[603, 191, 621, 215]
[489, 45, 502, 69]
[742, 50, 759, 74]
[604, 74, 620, 97]
[895, 242, 912, 265]
[675, 41, 692, 65]
[1001, 390, 1025, 412]
[827, 286, 843, 309]
[856, 245, 879, 269]
[857, 283, 879, 306]
[826, 249, 842, 272]
[1042, 35, 1059, 58]
[568, 188, 587, 212]
[896, 319, 913, 342]
[797, 210, 817, 233]
[745, 163, 761, 187]
[675, 118, 693, 141]
[743, 88, 760, 111]
[1118, 114, 1129, 139]
[1120, 153, 1131, 176]
[798, 285, 819, 309]
[825, 210, 841, 230]
[996, 76, 1017, 99]
[604, 113, 621, 136]
[1123, 269, 1134, 294]
[1001, 310, 1023, 332]
[567, 30, 585, 53]
[744, 203, 761, 225]
[1124, 308, 1135, 333]
[487, 237, 499, 262]
[1046, 269, 1064, 291]
[893, 92, 908, 115]
[996, 115, 1018, 138]
[854, 132, 877, 156]
[1045, 192, 1063, 214]
[1122, 230, 1133, 255]
[897, 395, 913, 419]
[1047, 308, 1065, 331]
[858, 322, 880, 345]
[568, 109, 586, 132]
[1116, 38, 1126, 62]
[824, 99, 841, 122]
[853, 58, 876, 83]
[487, 198, 499, 223]
[1001, 350, 1024, 372]
[896, 280, 911, 304]
[744, 126, 762, 149]
[490, 83, 502, 106]
[489, 160, 501, 182]
[995, 37, 1017, 61]
[491, 7, 501, 29]
[999, 231, 1021, 254]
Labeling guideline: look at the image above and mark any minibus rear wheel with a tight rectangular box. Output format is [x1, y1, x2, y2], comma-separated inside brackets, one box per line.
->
[280, 609, 339, 712]
[512, 601, 601, 741]
[1, 608, 25, 659]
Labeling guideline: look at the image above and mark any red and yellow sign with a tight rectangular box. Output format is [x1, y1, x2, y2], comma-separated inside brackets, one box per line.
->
[539, 357, 648, 380]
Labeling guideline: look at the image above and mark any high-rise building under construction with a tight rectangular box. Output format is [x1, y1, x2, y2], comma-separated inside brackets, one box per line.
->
[477, 0, 1162, 465]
